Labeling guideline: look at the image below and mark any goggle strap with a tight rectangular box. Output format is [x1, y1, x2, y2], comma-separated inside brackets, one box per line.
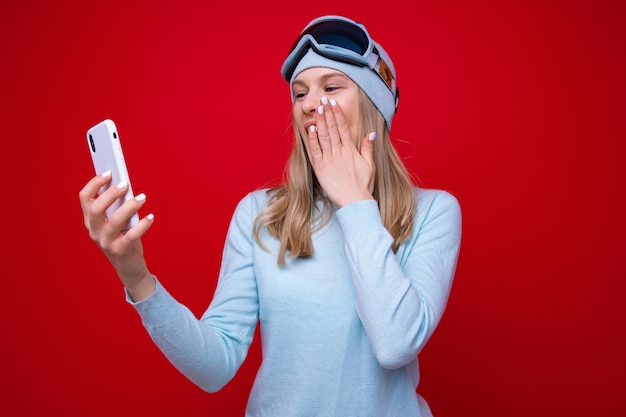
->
[366, 50, 379, 69]
[369, 46, 397, 93]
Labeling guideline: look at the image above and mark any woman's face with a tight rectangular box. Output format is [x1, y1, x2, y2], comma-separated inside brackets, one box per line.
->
[292, 67, 361, 147]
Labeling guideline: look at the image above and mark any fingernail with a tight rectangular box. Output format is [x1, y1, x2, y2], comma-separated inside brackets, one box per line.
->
[321, 96, 328, 105]
[330, 99, 337, 107]
[368, 132, 376, 141]
[309, 125, 316, 133]
[147, 213, 155, 221]
[102, 170, 112, 177]
[135, 193, 146, 202]
[318, 106, 324, 114]
[117, 180, 128, 189]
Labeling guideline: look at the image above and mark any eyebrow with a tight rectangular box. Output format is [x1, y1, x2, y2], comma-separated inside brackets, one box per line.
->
[292, 72, 350, 87]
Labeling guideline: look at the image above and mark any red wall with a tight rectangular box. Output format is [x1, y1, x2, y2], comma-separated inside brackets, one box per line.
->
[2, 1, 624, 416]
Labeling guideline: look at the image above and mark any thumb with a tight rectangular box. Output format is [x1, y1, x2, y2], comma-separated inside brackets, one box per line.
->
[360, 132, 377, 194]
[360, 132, 376, 165]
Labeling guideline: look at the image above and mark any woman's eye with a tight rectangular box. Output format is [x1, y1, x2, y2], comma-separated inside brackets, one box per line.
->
[325, 86, 339, 92]
[294, 92, 306, 99]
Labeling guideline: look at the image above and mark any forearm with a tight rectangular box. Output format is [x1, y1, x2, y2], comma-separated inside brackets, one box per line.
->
[336, 192, 461, 369]
[127, 279, 246, 392]
[126, 193, 261, 392]
[343, 226, 432, 368]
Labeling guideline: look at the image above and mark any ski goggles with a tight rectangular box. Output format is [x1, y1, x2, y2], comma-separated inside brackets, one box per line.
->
[280, 16, 397, 95]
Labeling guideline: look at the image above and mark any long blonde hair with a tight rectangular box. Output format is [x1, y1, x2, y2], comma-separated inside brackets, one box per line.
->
[253, 89, 417, 265]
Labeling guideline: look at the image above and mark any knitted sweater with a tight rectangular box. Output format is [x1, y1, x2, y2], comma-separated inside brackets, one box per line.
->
[128, 187, 462, 416]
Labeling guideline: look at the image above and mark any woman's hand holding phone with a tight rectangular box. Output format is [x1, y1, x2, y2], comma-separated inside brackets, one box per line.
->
[79, 171, 156, 301]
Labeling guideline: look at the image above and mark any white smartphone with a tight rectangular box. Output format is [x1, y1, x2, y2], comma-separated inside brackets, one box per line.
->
[87, 119, 139, 230]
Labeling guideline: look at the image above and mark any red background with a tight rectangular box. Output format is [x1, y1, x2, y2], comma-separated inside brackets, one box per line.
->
[2, 0, 624, 415]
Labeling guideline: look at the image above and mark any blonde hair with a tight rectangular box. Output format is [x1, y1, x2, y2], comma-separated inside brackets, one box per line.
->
[253, 89, 417, 265]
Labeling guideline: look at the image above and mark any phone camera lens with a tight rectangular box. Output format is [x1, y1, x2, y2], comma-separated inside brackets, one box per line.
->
[113, 132, 118, 139]
[89, 134, 96, 152]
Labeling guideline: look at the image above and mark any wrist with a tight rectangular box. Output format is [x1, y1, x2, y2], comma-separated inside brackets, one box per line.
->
[336, 193, 374, 208]
[125, 270, 156, 302]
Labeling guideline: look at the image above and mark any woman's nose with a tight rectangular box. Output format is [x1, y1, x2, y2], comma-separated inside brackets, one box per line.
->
[301, 92, 320, 114]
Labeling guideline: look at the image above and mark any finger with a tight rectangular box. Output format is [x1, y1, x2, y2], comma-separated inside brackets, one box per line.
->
[320, 96, 343, 152]
[327, 98, 351, 148]
[107, 192, 148, 231]
[306, 124, 323, 165]
[88, 179, 131, 229]
[79, 170, 113, 214]
[314, 101, 332, 155]
[122, 213, 155, 242]
[80, 171, 113, 230]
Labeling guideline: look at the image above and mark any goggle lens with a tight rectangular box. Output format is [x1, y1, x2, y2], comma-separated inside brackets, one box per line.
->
[299, 20, 370, 56]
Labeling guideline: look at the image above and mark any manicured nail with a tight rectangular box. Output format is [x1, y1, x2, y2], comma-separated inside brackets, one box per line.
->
[329, 99, 337, 107]
[135, 193, 146, 202]
[102, 170, 112, 177]
[368, 132, 376, 141]
[146, 213, 155, 221]
[309, 125, 316, 133]
[321, 96, 328, 105]
[117, 180, 128, 189]
[317, 106, 324, 114]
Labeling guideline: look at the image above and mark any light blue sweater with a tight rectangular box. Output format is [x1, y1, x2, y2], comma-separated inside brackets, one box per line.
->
[128, 187, 462, 416]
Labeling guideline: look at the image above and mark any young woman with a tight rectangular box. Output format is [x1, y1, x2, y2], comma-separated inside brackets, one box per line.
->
[79, 15, 462, 417]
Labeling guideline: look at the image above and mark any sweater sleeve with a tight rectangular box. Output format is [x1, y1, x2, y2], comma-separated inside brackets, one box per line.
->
[335, 189, 461, 369]
[126, 193, 259, 392]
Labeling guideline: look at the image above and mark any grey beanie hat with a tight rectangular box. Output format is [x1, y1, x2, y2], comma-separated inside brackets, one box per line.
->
[288, 43, 398, 130]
